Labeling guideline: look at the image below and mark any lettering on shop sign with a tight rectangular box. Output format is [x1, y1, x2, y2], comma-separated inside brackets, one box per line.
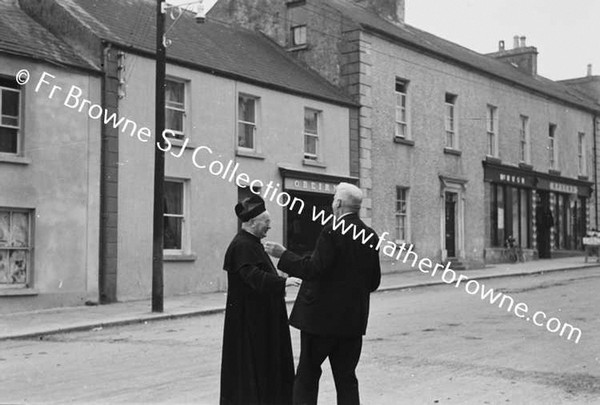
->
[284, 178, 337, 195]
[549, 182, 577, 194]
[499, 173, 526, 185]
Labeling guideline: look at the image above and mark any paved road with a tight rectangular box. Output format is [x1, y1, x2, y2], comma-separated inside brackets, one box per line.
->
[1, 268, 599, 404]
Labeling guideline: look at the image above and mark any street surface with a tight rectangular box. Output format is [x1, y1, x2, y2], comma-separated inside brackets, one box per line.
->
[1, 268, 599, 404]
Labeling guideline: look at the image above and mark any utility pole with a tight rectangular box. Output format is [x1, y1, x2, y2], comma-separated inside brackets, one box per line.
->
[152, 0, 166, 312]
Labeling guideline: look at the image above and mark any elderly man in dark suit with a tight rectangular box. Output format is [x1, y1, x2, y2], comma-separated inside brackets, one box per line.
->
[265, 182, 381, 405]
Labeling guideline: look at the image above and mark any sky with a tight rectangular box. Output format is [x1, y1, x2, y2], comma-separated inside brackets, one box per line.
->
[176, 0, 599, 81]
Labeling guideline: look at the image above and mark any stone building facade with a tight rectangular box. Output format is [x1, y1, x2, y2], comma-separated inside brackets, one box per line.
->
[211, 0, 600, 269]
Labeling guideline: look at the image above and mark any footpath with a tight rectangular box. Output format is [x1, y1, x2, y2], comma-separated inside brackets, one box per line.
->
[1, 256, 598, 341]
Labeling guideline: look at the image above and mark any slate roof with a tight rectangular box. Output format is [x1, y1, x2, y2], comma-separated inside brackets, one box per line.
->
[0, 0, 96, 71]
[52, 0, 356, 107]
[327, 0, 600, 113]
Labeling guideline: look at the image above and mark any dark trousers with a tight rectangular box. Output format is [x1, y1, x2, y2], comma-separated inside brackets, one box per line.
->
[293, 331, 363, 405]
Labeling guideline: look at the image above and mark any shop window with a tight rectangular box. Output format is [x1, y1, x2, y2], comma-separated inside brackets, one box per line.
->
[395, 187, 409, 243]
[444, 93, 457, 149]
[578, 132, 586, 175]
[491, 184, 530, 248]
[519, 115, 530, 163]
[164, 179, 188, 253]
[395, 79, 410, 139]
[0, 209, 32, 288]
[0, 76, 21, 155]
[486, 105, 498, 157]
[548, 124, 557, 169]
[238, 94, 258, 151]
[304, 108, 320, 160]
[165, 79, 186, 140]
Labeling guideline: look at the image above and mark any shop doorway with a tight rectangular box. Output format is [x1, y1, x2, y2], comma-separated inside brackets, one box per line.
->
[536, 191, 552, 258]
[286, 191, 333, 256]
[445, 192, 457, 258]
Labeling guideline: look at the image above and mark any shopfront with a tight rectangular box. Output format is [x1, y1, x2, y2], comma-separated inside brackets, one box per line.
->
[484, 161, 592, 261]
[279, 167, 358, 256]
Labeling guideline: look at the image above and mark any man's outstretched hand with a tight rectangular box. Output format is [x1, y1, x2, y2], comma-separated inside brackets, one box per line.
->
[264, 241, 286, 258]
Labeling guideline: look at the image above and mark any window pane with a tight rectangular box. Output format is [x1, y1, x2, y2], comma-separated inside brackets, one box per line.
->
[0, 127, 17, 153]
[0, 212, 8, 246]
[1, 89, 19, 118]
[164, 182, 183, 215]
[238, 123, 255, 148]
[304, 109, 318, 134]
[304, 134, 317, 156]
[165, 81, 184, 105]
[292, 25, 307, 46]
[0, 249, 8, 283]
[396, 122, 406, 137]
[166, 108, 184, 133]
[164, 217, 182, 250]
[10, 212, 28, 247]
[239, 97, 255, 123]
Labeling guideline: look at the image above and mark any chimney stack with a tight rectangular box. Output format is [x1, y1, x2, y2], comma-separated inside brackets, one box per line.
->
[488, 35, 538, 76]
[352, 0, 405, 25]
[587, 64, 593, 77]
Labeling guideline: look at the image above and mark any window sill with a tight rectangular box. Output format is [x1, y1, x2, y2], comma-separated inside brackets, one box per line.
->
[236, 149, 265, 160]
[0, 154, 31, 165]
[549, 169, 562, 176]
[518, 162, 533, 170]
[169, 138, 197, 150]
[443, 147, 462, 156]
[302, 159, 326, 168]
[164, 253, 197, 262]
[0, 287, 38, 296]
[485, 155, 501, 164]
[578, 175, 589, 181]
[393, 137, 415, 146]
[287, 44, 309, 52]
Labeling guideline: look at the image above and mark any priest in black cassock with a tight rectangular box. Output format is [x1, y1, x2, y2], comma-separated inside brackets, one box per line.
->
[220, 194, 298, 405]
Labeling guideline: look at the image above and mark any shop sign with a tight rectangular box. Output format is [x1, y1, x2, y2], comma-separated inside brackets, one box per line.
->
[284, 178, 337, 195]
[549, 182, 578, 194]
[484, 167, 534, 187]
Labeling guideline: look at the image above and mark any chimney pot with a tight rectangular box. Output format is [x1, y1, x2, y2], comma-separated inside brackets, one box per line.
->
[513, 35, 520, 49]
[587, 64, 593, 77]
[499, 40, 505, 51]
[520, 36, 526, 47]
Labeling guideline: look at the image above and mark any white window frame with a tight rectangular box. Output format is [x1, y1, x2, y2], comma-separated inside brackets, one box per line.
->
[237, 94, 259, 152]
[0, 208, 33, 289]
[163, 178, 190, 255]
[164, 78, 187, 140]
[445, 93, 458, 149]
[395, 187, 409, 244]
[291, 24, 307, 46]
[578, 132, 586, 175]
[548, 123, 557, 169]
[486, 105, 498, 157]
[519, 115, 530, 163]
[395, 79, 410, 139]
[303, 107, 320, 160]
[0, 79, 22, 155]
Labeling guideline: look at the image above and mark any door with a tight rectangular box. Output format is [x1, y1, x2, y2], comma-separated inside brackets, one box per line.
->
[445, 192, 457, 257]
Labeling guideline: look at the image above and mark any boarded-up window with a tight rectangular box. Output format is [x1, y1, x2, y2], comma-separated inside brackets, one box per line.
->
[0, 209, 31, 287]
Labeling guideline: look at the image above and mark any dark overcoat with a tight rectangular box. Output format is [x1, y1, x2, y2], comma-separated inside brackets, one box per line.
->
[220, 230, 294, 405]
[277, 213, 381, 337]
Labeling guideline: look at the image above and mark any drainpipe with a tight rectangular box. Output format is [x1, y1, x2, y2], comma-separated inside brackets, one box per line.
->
[595, 115, 599, 229]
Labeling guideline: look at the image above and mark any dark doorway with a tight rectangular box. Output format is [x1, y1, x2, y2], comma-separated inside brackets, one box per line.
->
[536, 191, 553, 258]
[445, 192, 457, 258]
[286, 191, 332, 256]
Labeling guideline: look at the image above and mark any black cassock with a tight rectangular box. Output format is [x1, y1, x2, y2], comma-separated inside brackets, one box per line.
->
[220, 230, 294, 405]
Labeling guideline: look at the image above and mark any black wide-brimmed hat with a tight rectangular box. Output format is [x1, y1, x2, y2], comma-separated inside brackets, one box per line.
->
[235, 195, 266, 222]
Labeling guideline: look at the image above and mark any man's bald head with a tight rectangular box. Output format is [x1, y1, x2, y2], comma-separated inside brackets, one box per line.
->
[332, 182, 362, 215]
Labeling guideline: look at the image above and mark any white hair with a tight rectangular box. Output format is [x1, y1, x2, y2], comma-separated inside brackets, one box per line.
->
[336, 182, 362, 212]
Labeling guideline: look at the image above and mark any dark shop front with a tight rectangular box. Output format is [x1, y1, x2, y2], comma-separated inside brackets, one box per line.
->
[279, 167, 358, 256]
[484, 162, 591, 261]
